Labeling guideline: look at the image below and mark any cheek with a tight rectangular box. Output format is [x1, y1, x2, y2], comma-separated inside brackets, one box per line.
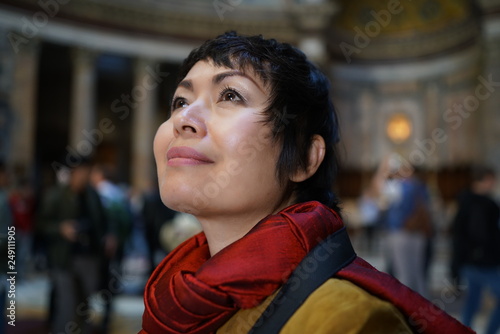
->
[153, 121, 173, 161]
[221, 117, 272, 153]
[223, 126, 280, 186]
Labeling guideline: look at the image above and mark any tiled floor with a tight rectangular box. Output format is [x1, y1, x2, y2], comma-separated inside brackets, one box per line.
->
[11, 274, 144, 334]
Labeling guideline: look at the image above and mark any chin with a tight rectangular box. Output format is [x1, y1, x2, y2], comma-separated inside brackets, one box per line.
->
[165, 200, 197, 215]
[160, 186, 209, 215]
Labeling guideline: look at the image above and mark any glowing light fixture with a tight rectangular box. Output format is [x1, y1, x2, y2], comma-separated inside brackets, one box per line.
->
[387, 113, 412, 143]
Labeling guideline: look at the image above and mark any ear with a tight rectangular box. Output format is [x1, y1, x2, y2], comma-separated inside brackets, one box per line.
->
[290, 134, 326, 183]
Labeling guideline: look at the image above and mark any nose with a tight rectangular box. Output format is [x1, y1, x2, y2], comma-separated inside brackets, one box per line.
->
[172, 102, 208, 138]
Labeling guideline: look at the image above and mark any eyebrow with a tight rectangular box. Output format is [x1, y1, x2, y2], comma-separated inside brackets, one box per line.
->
[176, 70, 264, 93]
[177, 79, 193, 91]
[213, 70, 250, 84]
[213, 70, 265, 93]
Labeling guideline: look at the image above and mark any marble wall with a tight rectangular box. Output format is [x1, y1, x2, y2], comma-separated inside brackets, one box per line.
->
[331, 44, 484, 170]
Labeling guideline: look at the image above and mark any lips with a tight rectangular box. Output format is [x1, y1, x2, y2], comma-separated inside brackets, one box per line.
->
[167, 146, 214, 166]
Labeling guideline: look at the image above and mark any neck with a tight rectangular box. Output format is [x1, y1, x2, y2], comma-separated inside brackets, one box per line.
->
[197, 200, 294, 256]
[199, 216, 256, 256]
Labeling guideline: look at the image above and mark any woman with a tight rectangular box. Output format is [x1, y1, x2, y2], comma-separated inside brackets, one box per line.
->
[140, 32, 472, 334]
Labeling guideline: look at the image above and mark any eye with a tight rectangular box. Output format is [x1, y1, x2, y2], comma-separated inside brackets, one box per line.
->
[171, 96, 188, 111]
[219, 87, 245, 104]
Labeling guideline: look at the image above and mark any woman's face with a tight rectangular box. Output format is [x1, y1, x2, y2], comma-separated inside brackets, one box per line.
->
[154, 60, 288, 219]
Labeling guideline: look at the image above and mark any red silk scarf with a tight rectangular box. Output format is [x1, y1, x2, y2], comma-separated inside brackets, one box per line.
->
[140, 201, 473, 334]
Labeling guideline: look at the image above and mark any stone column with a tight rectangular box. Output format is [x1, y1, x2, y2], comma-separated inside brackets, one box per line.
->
[69, 48, 97, 155]
[290, 1, 336, 67]
[482, 17, 500, 192]
[9, 39, 40, 171]
[423, 81, 441, 169]
[131, 58, 159, 192]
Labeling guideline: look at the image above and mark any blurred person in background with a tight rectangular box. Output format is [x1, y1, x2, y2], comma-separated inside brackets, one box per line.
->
[357, 160, 389, 254]
[141, 179, 177, 272]
[90, 163, 131, 334]
[0, 161, 12, 228]
[379, 154, 433, 298]
[357, 186, 381, 253]
[159, 212, 202, 253]
[37, 160, 108, 334]
[9, 174, 37, 281]
[450, 166, 500, 334]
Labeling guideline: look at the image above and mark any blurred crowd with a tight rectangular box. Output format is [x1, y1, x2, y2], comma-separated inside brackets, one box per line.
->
[0, 154, 499, 333]
[347, 154, 500, 334]
[0, 159, 201, 334]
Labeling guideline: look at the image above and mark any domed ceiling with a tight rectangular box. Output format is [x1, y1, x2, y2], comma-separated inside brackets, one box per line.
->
[1, 0, 333, 44]
[328, 0, 482, 62]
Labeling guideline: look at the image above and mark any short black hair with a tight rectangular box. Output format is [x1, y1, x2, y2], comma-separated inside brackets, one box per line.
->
[176, 31, 341, 210]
